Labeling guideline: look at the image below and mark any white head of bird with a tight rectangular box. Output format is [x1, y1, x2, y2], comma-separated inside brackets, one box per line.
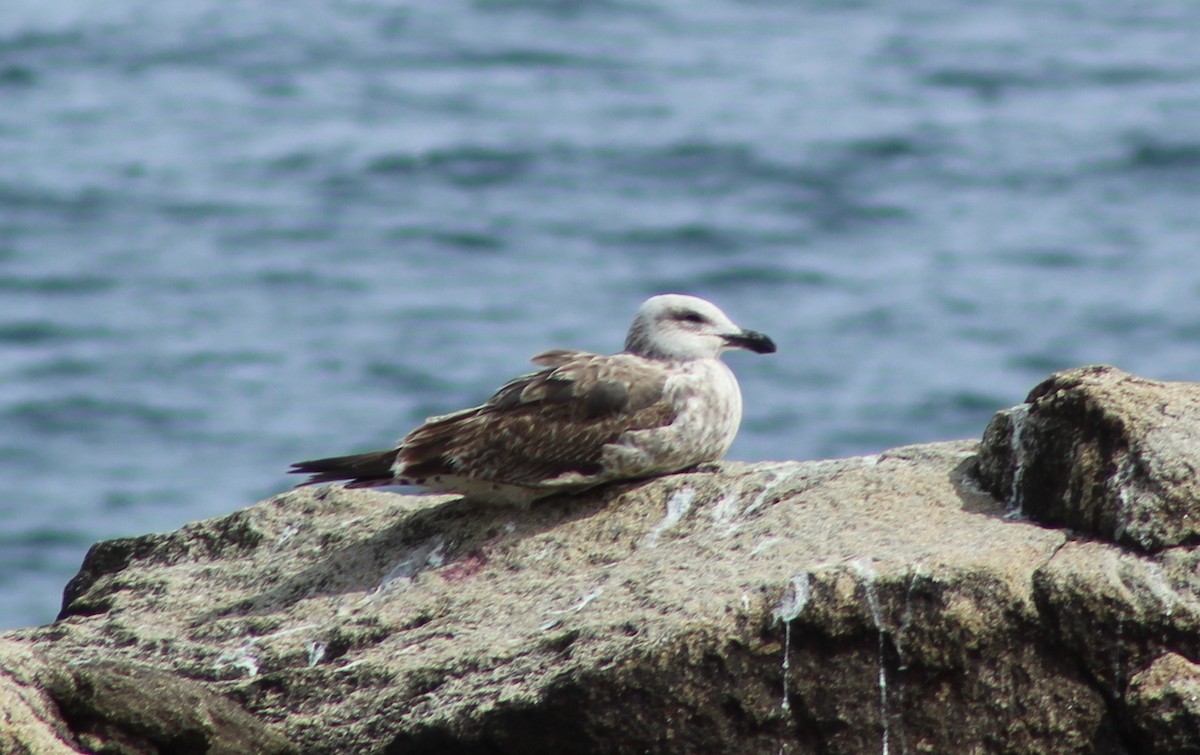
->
[623, 294, 777, 362]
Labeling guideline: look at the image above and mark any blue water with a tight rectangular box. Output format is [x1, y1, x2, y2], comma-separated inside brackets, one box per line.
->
[1, 0, 1198, 629]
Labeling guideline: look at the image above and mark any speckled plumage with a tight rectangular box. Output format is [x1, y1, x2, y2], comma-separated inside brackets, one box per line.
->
[290, 294, 775, 503]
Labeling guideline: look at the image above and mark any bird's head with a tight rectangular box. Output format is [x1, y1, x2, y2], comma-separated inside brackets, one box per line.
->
[624, 294, 776, 361]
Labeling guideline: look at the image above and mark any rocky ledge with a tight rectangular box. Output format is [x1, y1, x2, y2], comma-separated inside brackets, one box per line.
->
[3, 365, 1199, 754]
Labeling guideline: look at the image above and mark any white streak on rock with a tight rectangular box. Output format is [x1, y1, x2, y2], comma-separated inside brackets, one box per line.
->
[307, 641, 326, 667]
[714, 464, 801, 537]
[852, 558, 890, 755]
[217, 644, 260, 678]
[740, 465, 800, 521]
[750, 537, 781, 557]
[774, 574, 812, 711]
[276, 524, 299, 546]
[373, 536, 446, 595]
[708, 485, 744, 530]
[894, 564, 927, 670]
[549, 587, 605, 616]
[1004, 403, 1031, 519]
[1128, 560, 1182, 617]
[775, 574, 812, 625]
[259, 624, 318, 641]
[643, 488, 696, 547]
[1111, 456, 1156, 550]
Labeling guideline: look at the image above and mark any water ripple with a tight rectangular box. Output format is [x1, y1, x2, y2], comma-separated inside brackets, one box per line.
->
[366, 147, 536, 188]
[0, 274, 115, 296]
[4, 397, 202, 437]
[0, 321, 108, 345]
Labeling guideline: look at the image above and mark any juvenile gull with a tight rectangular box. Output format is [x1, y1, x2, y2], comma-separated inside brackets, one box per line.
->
[289, 294, 776, 503]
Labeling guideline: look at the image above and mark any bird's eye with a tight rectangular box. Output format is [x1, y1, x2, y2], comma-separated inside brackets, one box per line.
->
[679, 311, 708, 324]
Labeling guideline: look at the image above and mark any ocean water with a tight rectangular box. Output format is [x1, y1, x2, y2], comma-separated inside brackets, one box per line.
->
[1, 0, 1198, 629]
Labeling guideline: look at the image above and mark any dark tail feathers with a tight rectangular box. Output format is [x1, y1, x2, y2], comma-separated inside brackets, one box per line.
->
[289, 449, 397, 488]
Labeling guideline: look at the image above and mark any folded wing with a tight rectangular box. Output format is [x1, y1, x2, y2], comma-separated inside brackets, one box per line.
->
[398, 351, 677, 486]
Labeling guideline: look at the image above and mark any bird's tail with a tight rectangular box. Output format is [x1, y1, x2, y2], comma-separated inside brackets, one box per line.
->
[289, 449, 398, 488]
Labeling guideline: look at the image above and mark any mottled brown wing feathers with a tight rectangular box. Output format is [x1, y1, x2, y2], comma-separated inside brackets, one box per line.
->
[397, 352, 675, 485]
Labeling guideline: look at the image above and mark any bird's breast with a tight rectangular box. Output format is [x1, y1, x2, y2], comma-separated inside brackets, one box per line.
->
[599, 358, 746, 478]
[663, 358, 743, 456]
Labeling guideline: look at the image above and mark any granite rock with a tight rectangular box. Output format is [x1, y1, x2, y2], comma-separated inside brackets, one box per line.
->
[3, 367, 1200, 752]
[976, 364, 1200, 551]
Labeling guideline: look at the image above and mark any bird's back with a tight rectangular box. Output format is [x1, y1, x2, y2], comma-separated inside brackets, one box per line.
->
[394, 350, 679, 491]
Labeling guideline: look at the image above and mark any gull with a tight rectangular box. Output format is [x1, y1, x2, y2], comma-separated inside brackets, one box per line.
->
[289, 294, 776, 503]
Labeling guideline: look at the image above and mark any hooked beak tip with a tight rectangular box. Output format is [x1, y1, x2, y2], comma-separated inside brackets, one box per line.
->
[723, 330, 776, 354]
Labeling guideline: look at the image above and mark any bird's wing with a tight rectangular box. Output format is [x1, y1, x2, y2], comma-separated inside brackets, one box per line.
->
[396, 351, 677, 486]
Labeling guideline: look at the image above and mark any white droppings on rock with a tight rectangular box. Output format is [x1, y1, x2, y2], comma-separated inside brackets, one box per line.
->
[711, 464, 802, 537]
[707, 486, 745, 531]
[894, 564, 927, 670]
[259, 624, 318, 641]
[1110, 456, 1158, 551]
[307, 641, 326, 667]
[217, 643, 260, 678]
[774, 573, 812, 711]
[426, 542, 447, 569]
[276, 524, 300, 546]
[1004, 403, 1032, 519]
[549, 587, 604, 616]
[851, 558, 891, 755]
[740, 465, 801, 521]
[642, 487, 696, 547]
[1142, 564, 1182, 617]
[776, 574, 811, 624]
[372, 536, 447, 595]
[750, 537, 781, 557]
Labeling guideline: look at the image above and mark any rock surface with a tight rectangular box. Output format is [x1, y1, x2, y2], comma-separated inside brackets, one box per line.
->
[2, 367, 1199, 753]
[977, 364, 1200, 551]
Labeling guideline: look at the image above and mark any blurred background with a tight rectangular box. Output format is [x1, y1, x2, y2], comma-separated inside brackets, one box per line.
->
[1, 0, 1198, 628]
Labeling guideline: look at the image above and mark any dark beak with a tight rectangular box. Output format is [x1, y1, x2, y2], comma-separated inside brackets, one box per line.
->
[723, 329, 777, 354]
